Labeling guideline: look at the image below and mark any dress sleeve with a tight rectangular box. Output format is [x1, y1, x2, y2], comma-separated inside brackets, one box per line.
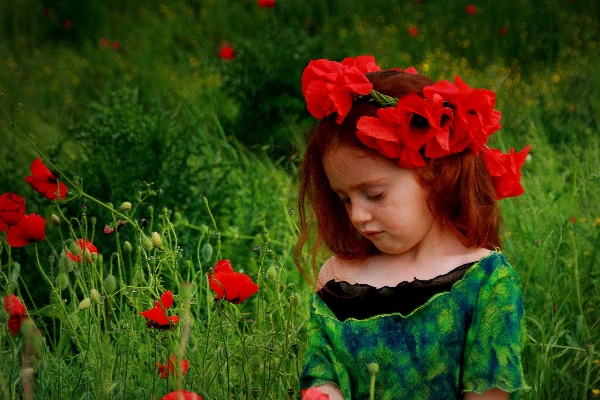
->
[461, 268, 529, 398]
[300, 297, 342, 391]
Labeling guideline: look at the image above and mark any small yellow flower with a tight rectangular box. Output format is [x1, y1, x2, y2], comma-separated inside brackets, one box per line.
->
[592, 388, 600, 396]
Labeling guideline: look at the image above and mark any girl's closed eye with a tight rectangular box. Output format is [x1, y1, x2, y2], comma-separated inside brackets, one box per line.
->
[367, 192, 384, 201]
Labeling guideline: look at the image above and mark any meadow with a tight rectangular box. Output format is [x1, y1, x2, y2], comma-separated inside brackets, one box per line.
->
[0, 0, 599, 398]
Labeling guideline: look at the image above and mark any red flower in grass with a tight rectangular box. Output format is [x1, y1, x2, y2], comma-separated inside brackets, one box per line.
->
[302, 387, 330, 400]
[63, 20, 73, 29]
[480, 145, 530, 199]
[5, 214, 46, 248]
[408, 26, 419, 37]
[499, 27, 508, 36]
[257, 0, 276, 8]
[465, 4, 477, 15]
[140, 290, 179, 329]
[157, 354, 189, 379]
[302, 56, 377, 124]
[208, 260, 259, 304]
[99, 38, 109, 47]
[67, 239, 98, 263]
[25, 158, 67, 201]
[4, 294, 27, 337]
[112, 41, 121, 50]
[161, 391, 202, 400]
[219, 43, 235, 60]
[0, 192, 26, 229]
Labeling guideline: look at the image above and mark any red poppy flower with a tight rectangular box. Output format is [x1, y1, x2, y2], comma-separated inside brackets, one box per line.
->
[219, 43, 235, 60]
[63, 20, 73, 29]
[302, 387, 330, 400]
[0, 192, 26, 229]
[569, 215, 576, 224]
[112, 41, 121, 50]
[157, 354, 189, 379]
[5, 214, 46, 248]
[301, 58, 375, 123]
[408, 26, 419, 37]
[67, 239, 98, 263]
[340, 55, 381, 74]
[161, 391, 202, 400]
[140, 290, 179, 329]
[480, 145, 530, 199]
[499, 27, 508, 36]
[257, 0, 276, 8]
[465, 4, 476, 15]
[356, 92, 452, 168]
[99, 38, 109, 47]
[208, 260, 259, 304]
[4, 294, 27, 337]
[423, 76, 501, 154]
[25, 158, 67, 201]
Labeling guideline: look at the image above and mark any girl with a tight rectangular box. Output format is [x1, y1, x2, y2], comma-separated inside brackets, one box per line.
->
[295, 56, 529, 400]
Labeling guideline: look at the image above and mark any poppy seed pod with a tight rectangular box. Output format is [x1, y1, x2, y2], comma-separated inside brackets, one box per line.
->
[78, 298, 91, 310]
[151, 232, 162, 248]
[120, 201, 132, 211]
[105, 274, 117, 294]
[60, 252, 75, 272]
[367, 362, 380, 374]
[51, 213, 60, 226]
[69, 241, 80, 256]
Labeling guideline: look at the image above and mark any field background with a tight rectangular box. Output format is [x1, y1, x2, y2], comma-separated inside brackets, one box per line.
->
[1, 0, 600, 399]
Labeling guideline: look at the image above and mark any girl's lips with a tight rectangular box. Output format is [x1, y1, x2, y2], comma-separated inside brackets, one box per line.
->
[362, 230, 383, 237]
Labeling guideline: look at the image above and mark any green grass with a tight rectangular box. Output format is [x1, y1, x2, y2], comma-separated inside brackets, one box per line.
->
[1, 0, 600, 399]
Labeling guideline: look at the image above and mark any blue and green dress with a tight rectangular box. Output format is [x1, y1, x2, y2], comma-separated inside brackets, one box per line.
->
[300, 251, 528, 399]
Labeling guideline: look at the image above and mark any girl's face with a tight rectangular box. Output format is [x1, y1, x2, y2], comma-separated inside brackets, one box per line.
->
[322, 145, 438, 256]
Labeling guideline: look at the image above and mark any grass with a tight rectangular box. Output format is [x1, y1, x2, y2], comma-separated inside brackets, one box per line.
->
[1, 0, 600, 399]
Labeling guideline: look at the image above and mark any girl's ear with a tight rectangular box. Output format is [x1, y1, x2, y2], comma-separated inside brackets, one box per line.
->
[414, 162, 435, 188]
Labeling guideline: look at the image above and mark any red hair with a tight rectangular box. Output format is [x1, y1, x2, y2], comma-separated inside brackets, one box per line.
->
[294, 70, 501, 277]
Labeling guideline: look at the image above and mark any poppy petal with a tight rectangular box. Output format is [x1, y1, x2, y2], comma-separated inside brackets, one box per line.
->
[0, 192, 26, 226]
[6, 213, 46, 248]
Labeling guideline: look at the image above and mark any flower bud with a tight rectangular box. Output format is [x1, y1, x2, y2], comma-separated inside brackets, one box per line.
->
[124, 241, 133, 254]
[279, 284, 286, 293]
[180, 282, 194, 301]
[120, 201, 132, 211]
[162, 207, 169, 215]
[105, 274, 117, 294]
[60, 252, 75, 272]
[141, 235, 153, 252]
[367, 362, 379, 374]
[83, 248, 93, 263]
[90, 217, 96, 227]
[151, 232, 162, 248]
[69, 241, 80, 256]
[56, 273, 69, 291]
[78, 298, 91, 310]
[265, 265, 277, 280]
[289, 293, 301, 308]
[90, 289, 101, 304]
[51, 214, 61, 226]
[201, 243, 213, 262]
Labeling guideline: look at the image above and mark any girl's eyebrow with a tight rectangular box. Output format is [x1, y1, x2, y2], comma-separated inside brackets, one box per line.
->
[332, 178, 387, 192]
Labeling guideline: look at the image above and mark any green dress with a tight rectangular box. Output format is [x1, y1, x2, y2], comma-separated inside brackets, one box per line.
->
[300, 252, 528, 399]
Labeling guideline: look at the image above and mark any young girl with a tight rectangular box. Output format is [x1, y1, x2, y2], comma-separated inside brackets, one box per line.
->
[295, 56, 529, 400]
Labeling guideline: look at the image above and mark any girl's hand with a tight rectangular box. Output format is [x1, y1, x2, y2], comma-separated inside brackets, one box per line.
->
[302, 383, 344, 400]
[464, 388, 510, 400]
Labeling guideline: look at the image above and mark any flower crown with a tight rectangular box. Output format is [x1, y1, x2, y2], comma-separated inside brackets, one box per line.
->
[301, 55, 530, 200]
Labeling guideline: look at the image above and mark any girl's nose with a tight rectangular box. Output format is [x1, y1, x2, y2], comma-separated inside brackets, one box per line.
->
[348, 202, 373, 225]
